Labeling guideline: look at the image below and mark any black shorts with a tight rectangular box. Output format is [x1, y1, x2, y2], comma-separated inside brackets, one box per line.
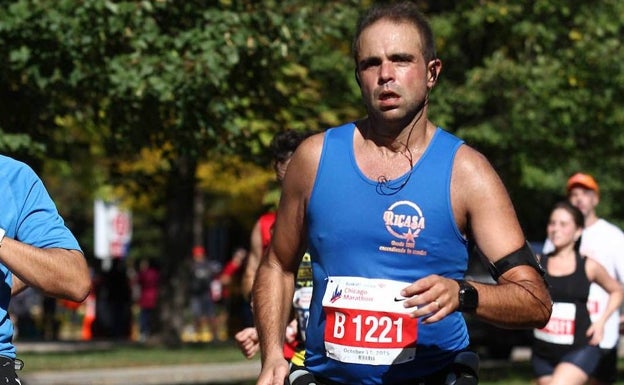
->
[287, 352, 479, 385]
[591, 347, 617, 384]
[532, 345, 601, 378]
[0, 356, 21, 385]
[287, 366, 449, 385]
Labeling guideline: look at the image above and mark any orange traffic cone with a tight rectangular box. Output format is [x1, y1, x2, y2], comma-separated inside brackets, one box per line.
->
[81, 292, 96, 340]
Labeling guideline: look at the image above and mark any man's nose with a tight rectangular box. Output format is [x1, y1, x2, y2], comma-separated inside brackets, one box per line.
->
[378, 61, 395, 84]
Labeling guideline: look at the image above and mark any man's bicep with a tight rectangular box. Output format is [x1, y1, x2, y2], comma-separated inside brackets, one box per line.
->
[456, 149, 525, 262]
[269, 135, 321, 272]
[270, 189, 307, 273]
[247, 221, 263, 269]
[472, 197, 525, 262]
[242, 221, 263, 297]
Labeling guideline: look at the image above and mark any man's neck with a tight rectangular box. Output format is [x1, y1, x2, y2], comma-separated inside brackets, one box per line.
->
[362, 117, 432, 153]
[585, 212, 599, 228]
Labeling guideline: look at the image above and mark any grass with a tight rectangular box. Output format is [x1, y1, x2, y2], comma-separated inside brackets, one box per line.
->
[17, 341, 254, 372]
[19, 342, 535, 385]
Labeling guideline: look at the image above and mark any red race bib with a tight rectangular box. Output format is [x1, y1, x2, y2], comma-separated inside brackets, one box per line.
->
[322, 277, 418, 365]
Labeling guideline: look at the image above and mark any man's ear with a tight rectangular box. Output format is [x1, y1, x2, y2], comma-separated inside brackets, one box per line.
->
[427, 58, 442, 87]
[430, 67, 438, 82]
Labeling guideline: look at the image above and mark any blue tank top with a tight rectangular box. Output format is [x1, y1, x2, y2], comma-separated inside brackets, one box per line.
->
[305, 123, 469, 384]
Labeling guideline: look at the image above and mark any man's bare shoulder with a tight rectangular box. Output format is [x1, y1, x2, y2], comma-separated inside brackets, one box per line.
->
[289, 131, 325, 176]
[294, 131, 325, 161]
[282, 131, 326, 196]
[452, 144, 503, 194]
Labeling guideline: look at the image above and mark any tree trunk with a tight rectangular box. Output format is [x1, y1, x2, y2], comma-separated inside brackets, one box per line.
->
[159, 155, 197, 346]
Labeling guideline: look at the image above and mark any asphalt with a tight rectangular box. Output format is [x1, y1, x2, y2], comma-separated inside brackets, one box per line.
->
[15, 341, 261, 385]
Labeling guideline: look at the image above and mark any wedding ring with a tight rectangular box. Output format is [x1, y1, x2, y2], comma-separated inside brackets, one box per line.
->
[433, 300, 441, 309]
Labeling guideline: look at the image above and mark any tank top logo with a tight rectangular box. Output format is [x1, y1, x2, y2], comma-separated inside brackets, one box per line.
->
[381, 200, 427, 256]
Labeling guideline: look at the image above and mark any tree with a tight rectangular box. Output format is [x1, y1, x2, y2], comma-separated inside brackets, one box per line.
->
[0, 0, 363, 344]
[426, 0, 624, 237]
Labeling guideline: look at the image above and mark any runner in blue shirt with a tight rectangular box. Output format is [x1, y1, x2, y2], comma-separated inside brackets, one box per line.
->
[0, 155, 90, 383]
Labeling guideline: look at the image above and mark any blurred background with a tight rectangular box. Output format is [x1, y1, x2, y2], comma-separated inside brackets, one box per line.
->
[1, 0, 622, 351]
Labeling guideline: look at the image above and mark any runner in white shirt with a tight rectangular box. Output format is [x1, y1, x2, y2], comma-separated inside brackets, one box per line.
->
[543, 173, 624, 385]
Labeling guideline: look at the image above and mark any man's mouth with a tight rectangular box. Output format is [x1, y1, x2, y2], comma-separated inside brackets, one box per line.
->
[379, 90, 399, 100]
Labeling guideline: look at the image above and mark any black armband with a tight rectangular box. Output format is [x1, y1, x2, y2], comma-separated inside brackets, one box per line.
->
[486, 241, 545, 282]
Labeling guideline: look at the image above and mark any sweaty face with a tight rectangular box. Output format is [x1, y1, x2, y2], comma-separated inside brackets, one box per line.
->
[547, 208, 581, 251]
[355, 20, 431, 124]
[568, 187, 598, 219]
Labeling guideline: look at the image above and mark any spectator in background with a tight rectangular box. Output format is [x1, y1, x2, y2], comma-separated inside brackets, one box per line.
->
[543, 173, 624, 385]
[533, 201, 623, 385]
[189, 246, 221, 342]
[220, 247, 247, 296]
[136, 258, 160, 342]
[41, 296, 59, 341]
[106, 258, 133, 339]
[8, 288, 40, 341]
[236, 129, 314, 362]
[218, 247, 249, 336]
[240, 130, 315, 302]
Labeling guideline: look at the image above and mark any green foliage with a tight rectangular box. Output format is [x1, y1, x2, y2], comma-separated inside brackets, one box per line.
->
[0, 0, 363, 233]
[0, 130, 45, 154]
[1, 0, 365, 343]
[2, 0, 624, 340]
[429, 0, 624, 236]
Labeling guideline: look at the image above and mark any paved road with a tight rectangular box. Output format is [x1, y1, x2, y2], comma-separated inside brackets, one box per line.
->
[20, 361, 261, 385]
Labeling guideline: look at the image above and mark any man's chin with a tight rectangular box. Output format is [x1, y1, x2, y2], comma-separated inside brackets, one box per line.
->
[372, 106, 401, 117]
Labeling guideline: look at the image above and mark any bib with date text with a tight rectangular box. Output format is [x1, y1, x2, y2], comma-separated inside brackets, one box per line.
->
[322, 276, 417, 365]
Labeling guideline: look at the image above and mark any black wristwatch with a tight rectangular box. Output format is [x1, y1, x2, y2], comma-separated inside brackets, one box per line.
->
[455, 279, 478, 313]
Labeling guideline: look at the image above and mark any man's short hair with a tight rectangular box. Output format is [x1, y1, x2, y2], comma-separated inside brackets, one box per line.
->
[352, 1, 437, 66]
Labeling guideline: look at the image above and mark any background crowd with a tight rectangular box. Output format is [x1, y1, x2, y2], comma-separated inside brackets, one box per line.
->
[9, 245, 251, 345]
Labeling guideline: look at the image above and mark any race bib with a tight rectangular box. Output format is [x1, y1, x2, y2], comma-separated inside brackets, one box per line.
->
[322, 276, 418, 365]
[534, 302, 576, 345]
[293, 286, 313, 343]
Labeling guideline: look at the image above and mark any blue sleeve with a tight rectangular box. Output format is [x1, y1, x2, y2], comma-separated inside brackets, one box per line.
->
[2, 160, 81, 251]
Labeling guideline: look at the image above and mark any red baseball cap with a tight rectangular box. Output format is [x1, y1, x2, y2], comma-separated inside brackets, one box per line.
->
[566, 173, 599, 195]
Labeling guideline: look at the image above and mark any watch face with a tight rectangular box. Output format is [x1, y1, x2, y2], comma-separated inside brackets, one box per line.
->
[464, 289, 478, 307]
[460, 283, 478, 311]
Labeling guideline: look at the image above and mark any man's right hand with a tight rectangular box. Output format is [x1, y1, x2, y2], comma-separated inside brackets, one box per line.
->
[234, 327, 260, 359]
[256, 355, 290, 385]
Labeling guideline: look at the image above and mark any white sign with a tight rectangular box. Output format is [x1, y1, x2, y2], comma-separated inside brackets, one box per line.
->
[94, 200, 132, 259]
